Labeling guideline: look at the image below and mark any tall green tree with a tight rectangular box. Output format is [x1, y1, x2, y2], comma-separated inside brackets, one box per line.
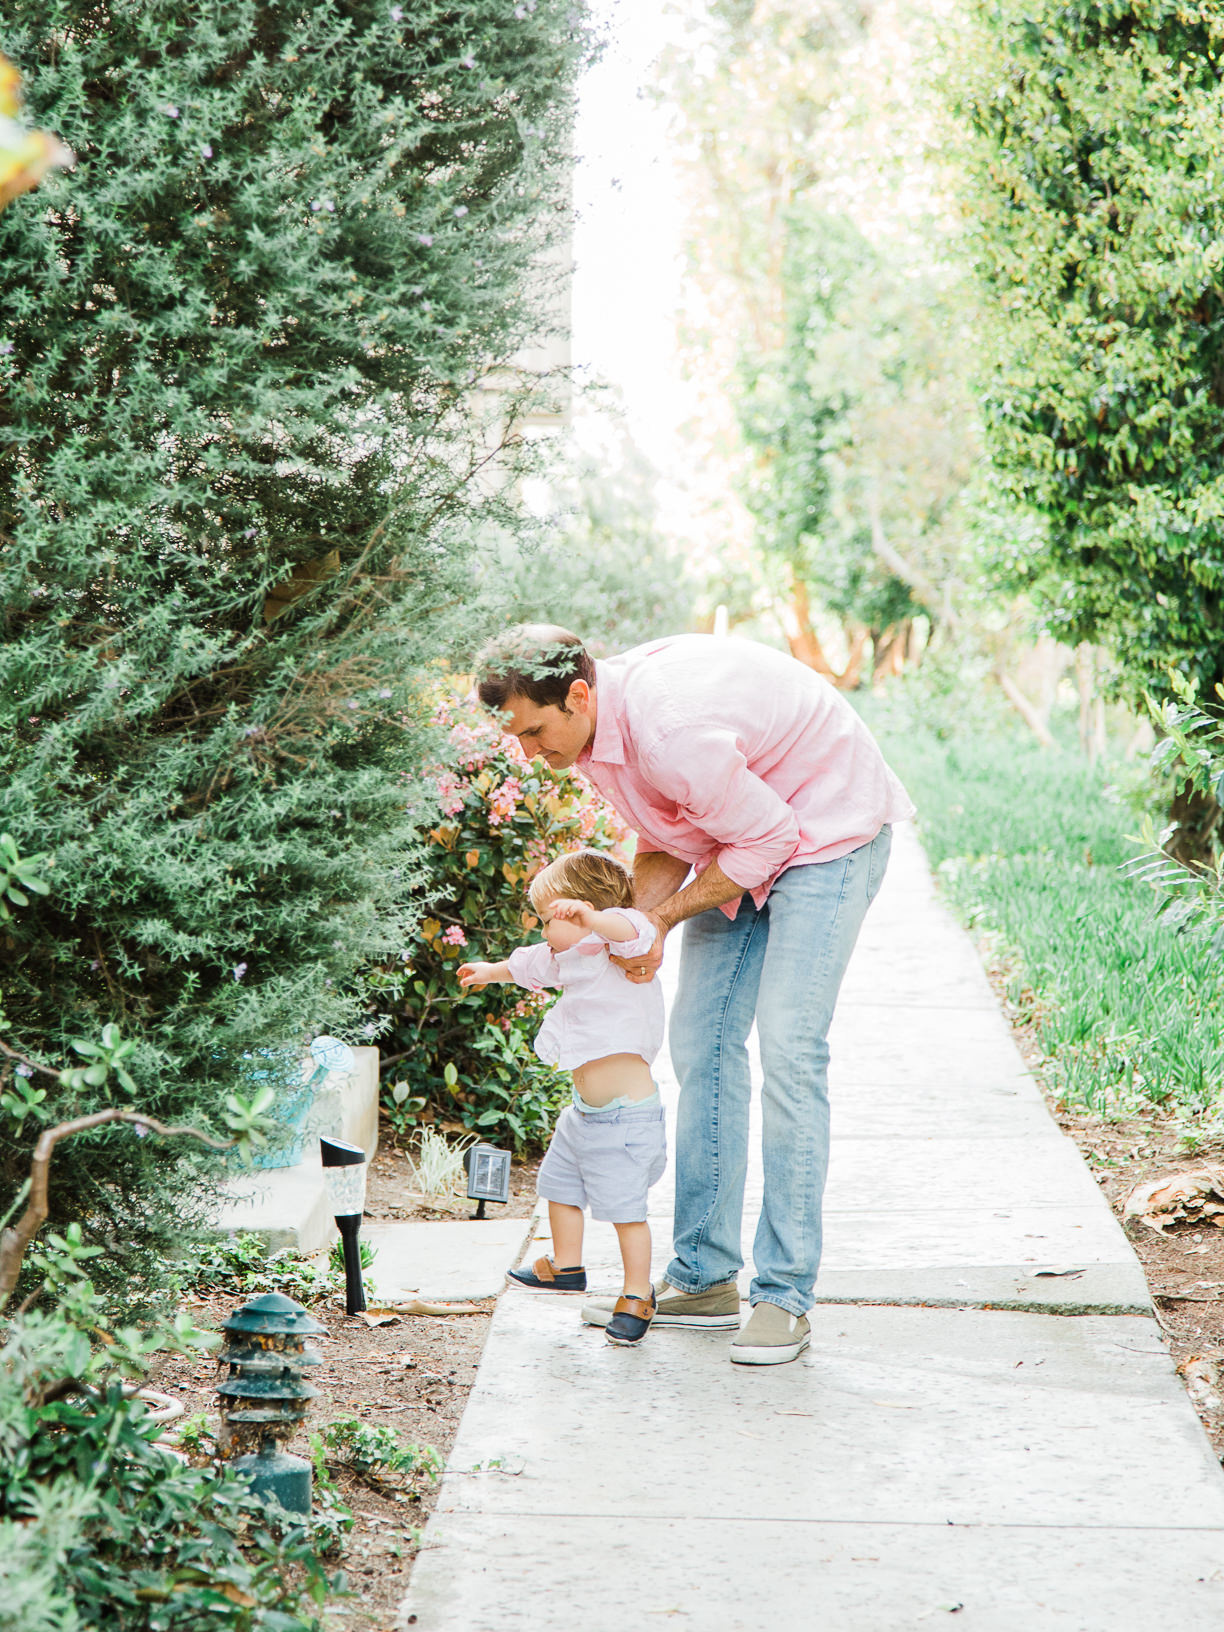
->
[739, 210, 980, 681]
[663, 0, 981, 682]
[0, 0, 589, 1294]
[954, 0, 1224, 704]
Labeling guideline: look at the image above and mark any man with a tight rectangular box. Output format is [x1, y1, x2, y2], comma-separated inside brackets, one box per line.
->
[475, 624, 914, 1364]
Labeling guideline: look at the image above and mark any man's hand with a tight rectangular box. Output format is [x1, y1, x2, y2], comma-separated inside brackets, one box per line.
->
[614, 858, 750, 984]
[609, 911, 666, 985]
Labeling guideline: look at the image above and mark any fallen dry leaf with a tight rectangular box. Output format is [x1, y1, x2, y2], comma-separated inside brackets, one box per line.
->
[1123, 1168, 1224, 1235]
[1178, 1353, 1224, 1410]
[357, 1309, 403, 1328]
[389, 1297, 483, 1316]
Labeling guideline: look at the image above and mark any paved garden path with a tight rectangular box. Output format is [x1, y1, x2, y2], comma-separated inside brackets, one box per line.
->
[398, 826, 1224, 1631]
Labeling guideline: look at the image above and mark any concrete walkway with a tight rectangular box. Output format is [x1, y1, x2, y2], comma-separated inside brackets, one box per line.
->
[398, 826, 1224, 1631]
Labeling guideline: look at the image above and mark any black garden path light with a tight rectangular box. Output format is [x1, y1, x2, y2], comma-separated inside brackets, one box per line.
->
[466, 1141, 511, 1219]
[217, 1291, 324, 1515]
[321, 1135, 368, 1315]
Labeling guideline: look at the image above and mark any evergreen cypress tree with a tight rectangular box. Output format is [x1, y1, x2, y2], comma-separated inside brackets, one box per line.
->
[0, 0, 589, 1294]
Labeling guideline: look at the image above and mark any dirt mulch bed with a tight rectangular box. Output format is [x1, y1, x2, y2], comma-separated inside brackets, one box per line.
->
[980, 950, 1224, 1465]
[364, 1140, 540, 1224]
[152, 1290, 489, 1630]
[149, 1136, 541, 1630]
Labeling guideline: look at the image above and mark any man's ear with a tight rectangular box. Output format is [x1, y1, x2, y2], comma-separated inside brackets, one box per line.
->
[567, 679, 592, 712]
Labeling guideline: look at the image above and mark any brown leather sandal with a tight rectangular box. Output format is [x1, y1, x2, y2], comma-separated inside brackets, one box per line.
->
[507, 1255, 587, 1293]
[605, 1285, 656, 1346]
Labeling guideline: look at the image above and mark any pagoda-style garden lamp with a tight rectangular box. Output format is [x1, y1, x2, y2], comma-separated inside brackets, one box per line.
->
[465, 1141, 511, 1219]
[217, 1291, 324, 1515]
[320, 1135, 368, 1315]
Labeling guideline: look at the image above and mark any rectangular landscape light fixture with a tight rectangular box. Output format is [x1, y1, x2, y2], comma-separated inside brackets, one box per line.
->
[466, 1142, 511, 1219]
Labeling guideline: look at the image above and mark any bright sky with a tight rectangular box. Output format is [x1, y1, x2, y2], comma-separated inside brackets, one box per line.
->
[570, 0, 694, 468]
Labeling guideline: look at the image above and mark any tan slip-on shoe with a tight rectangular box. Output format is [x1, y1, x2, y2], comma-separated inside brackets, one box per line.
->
[581, 1278, 741, 1329]
[729, 1302, 810, 1365]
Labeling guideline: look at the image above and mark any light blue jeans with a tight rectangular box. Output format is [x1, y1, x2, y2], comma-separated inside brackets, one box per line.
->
[665, 827, 892, 1317]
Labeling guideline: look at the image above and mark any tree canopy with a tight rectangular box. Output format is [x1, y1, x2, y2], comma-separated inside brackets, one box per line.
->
[954, 0, 1224, 704]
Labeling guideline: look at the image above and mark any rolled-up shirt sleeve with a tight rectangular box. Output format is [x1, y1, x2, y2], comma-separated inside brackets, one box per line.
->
[506, 942, 562, 992]
[641, 729, 801, 890]
[596, 908, 658, 959]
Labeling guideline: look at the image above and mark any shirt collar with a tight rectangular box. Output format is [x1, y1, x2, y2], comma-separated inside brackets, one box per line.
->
[580, 658, 625, 767]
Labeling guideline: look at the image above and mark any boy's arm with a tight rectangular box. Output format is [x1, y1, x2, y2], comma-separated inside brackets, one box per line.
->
[583, 908, 640, 944]
[588, 906, 661, 960]
[457, 958, 513, 989]
[546, 898, 647, 945]
[504, 941, 562, 991]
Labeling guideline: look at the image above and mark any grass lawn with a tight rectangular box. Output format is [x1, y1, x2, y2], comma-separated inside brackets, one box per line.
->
[866, 700, 1224, 1128]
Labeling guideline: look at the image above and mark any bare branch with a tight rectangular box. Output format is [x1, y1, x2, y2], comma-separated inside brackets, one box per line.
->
[0, 1034, 62, 1081]
[866, 487, 958, 629]
[0, 1109, 233, 1311]
[996, 671, 1055, 749]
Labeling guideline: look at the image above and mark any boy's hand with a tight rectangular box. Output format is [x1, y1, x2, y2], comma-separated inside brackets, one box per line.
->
[458, 961, 496, 989]
[546, 897, 595, 928]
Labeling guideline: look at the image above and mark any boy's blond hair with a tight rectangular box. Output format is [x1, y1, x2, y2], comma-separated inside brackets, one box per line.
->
[527, 848, 633, 914]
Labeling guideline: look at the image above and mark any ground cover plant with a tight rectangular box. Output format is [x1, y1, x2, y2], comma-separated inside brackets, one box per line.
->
[0, 1234, 339, 1632]
[868, 694, 1224, 1124]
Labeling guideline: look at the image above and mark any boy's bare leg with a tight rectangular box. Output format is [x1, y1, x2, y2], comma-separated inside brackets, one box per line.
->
[548, 1201, 585, 1268]
[613, 1220, 652, 1300]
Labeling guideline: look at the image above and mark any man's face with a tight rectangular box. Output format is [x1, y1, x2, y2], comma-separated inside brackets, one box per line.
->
[500, 682, 595, 770]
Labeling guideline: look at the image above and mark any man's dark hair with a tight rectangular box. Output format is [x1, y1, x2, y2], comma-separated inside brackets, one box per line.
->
[474, 624, 595, 713]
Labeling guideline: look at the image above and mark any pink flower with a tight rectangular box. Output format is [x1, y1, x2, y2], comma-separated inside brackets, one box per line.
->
[487, 775, 523, 827]
[442, 925, 467, 948]
[434, 770, 467, 816]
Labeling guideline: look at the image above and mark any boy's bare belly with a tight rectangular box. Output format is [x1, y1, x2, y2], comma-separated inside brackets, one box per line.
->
[571, 1052, 655, 1106]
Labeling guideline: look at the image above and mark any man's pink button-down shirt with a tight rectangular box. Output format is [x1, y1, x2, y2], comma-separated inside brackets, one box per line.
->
[576, 635, 915, 917]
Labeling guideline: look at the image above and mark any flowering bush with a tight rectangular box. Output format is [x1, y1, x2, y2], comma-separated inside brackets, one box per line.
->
[365, 697, 632, 1152]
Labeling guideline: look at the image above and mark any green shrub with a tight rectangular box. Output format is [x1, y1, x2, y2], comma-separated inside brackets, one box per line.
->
[0, 0, 591, 1295]
[950, 0, 1224, 703]
[365, 697, 632, 1152]
[473, 441, 698, 650]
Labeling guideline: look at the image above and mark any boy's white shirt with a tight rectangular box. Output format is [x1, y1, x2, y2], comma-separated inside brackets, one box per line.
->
[506, 907, 665, 1070]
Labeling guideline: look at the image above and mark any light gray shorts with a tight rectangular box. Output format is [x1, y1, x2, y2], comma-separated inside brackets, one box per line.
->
[537, 1101, 667, 1224]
